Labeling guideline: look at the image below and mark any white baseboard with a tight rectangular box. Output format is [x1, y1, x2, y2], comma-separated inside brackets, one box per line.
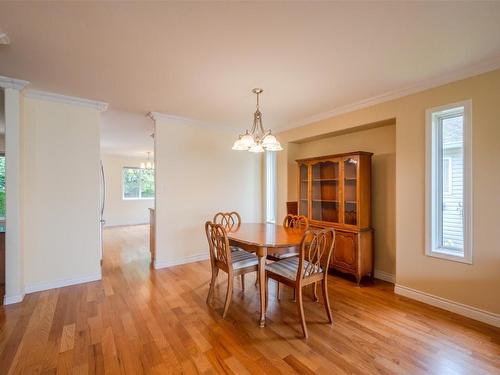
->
[24, 273, 102, 294]
[4, 292, 26, 305]
[374, 269, 395, 283]
[395, 284, 500, 328]
[154, 252, 209, 269]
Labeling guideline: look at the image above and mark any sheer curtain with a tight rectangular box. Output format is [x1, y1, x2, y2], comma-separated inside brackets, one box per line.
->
[265, 151, 277, 223]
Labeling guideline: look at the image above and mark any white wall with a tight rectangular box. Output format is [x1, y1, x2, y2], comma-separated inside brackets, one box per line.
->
[4, 86, 24, 303]
[22, 96, 102, 290]
[154, 116, 262, 268]
[101, 154, 154, 227]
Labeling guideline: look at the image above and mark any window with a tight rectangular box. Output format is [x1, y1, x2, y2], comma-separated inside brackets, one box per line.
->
[265, 151, 277, 223]
[122, 167, 155, 200]
[425, 100, 472, 263]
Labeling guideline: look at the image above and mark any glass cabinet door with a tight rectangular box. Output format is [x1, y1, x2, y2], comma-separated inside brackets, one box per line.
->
[343, 156, 358, 225]
[298, 164, 309, 216]
[311, 160, 340, 223]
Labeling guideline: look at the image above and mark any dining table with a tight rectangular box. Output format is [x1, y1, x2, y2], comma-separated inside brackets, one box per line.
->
[226, 222, 305, 327]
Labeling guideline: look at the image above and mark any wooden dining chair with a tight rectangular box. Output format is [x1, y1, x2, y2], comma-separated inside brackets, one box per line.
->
[268, 214, 310, 298]
[265, 228, 336, 338]
[283, 214, 309, 231]
[205, 221, 258, 318]
[267, 214, 309, 262]
[213, 211, 250, 289]
[213, 211, 241, 232]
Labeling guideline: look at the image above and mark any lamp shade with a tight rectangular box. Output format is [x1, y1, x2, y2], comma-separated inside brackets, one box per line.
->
[249, 143, 265, 153]
[265, 142, 283, 151]
[262, 133, 278, 147]
[232, 138, 248, 150]
[239, 133, 256, 148]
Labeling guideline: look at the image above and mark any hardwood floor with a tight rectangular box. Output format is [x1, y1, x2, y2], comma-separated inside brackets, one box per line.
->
[1, 225, 499, 374]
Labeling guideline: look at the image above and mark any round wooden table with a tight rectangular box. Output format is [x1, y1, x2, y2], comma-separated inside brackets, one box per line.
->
[226, 223, 304, 327]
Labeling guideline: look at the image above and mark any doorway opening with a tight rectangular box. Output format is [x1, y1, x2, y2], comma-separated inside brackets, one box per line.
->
[99, 110, 156, 271]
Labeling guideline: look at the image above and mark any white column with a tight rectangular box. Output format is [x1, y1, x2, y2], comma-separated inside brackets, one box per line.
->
[1, 76, 29, 304]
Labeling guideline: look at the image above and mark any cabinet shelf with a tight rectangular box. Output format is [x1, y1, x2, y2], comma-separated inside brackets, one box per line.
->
[313, 178, 338, 182]
[312, 199, 338, 203]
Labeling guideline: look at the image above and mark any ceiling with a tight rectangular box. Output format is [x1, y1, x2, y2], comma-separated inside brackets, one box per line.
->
[1, 2, 500, 134]
[100, 110, 153, 158]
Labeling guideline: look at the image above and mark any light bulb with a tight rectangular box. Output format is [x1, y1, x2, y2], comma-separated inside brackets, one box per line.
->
[146, 161, 152, 169]
[140, 162, 146, 169]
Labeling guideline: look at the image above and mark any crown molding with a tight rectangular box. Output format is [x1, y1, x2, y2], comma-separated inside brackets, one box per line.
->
[148, 111, 235, 133]
[25, 89, 108, 111]
[0, 75, 30, 90]
[276, 55, 500, 133]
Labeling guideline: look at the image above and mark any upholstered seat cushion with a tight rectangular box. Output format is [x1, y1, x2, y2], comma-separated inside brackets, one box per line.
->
[266, 257, 322, 280]
[231, 250, 258, 270]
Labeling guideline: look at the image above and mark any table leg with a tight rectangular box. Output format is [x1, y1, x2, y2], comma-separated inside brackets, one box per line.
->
[258, 247, 266, 328]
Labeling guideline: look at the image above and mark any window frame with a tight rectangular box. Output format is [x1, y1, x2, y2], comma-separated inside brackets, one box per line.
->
[425, 100, 473, 264]
[122, 166, 155, 201]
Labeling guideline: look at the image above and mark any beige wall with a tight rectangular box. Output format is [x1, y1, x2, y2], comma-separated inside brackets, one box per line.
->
[277, 68, 500, 315]
[289, 125, 396, 275]
[101, 154, 154, 227]
[154, 117, 262, 267]
[22, 97, 101, 289]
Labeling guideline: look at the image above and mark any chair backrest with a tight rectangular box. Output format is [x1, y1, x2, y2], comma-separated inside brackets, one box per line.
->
[283, 214, 309, 230]
[297, 228, 335, 281]
[205, 221, 232, 271]
[213, 211, 241, 232]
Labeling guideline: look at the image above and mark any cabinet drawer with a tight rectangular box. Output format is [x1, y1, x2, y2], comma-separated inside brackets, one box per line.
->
[332, 231, 358, 271]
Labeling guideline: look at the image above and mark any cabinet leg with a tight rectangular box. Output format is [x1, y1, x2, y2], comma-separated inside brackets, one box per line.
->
[356, 275, 361, 286]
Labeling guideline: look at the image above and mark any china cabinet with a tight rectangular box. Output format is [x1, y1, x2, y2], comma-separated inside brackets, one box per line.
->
[296, 151, 373, 284]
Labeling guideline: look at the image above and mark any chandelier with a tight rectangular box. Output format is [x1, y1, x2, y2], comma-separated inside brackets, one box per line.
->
[232, 88, 283, 152]
[140, 152, 154, 169]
